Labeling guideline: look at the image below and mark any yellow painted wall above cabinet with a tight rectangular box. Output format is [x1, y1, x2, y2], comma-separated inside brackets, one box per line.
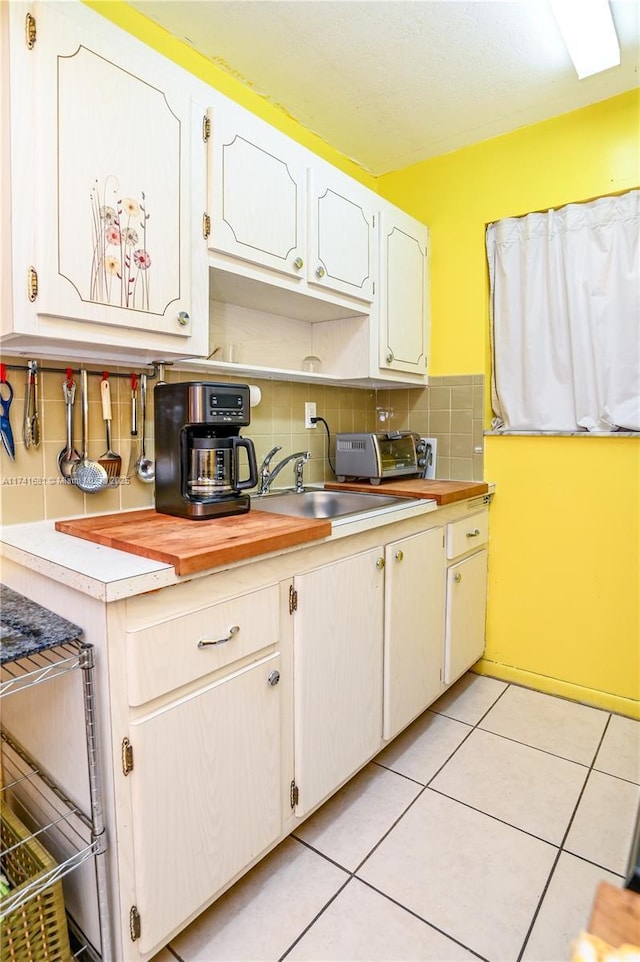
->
[378, 90, 639, 377]
[84, 0, 377, 190]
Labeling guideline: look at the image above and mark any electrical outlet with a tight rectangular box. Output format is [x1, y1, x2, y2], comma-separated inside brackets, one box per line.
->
[305, 402, 317, 429]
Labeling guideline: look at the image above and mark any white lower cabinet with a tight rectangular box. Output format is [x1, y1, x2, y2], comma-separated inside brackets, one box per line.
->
[127, 652, 282, 956]
[383, 527, 446, 741]
[444, 511, 489, 685]
[292, 547, 385, 817]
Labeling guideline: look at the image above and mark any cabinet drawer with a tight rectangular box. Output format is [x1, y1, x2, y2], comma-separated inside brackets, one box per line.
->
[446, 511, 489, 560]
[126, 585, 279, 706]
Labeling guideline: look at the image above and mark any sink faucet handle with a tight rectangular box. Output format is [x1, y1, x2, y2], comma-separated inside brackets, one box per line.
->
[261, 445, 282, 470]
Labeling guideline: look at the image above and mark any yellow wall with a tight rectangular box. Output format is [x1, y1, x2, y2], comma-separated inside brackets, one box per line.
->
[85, 1, 376, 190]
[379, 92, 640, 717]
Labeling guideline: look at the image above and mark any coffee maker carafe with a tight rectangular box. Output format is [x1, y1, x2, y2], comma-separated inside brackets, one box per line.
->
[154, 381, 258, 520]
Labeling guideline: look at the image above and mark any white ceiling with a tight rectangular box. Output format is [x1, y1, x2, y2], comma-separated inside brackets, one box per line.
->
[130, 1, 640, 175]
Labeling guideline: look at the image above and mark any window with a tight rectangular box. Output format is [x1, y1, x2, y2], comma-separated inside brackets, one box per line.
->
[486, 190, 639, 432]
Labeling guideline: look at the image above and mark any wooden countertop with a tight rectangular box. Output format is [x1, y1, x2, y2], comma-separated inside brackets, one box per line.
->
[324, 478, 489, 505]
[55, 508, 331, 576]
[587, 881, 640, 948]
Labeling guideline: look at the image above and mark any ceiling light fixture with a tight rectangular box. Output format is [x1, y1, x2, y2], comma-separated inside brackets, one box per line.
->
[548, 0, 621, 79]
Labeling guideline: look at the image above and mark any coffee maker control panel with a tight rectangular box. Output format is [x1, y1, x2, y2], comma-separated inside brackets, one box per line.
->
[208, 390, 248, 424]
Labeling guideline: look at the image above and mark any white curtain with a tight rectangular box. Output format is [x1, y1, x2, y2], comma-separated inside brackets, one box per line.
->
[487, 189, 640, 432]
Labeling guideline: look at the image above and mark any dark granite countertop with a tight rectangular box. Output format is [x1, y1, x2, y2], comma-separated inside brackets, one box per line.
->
[0, 584, 83, 665]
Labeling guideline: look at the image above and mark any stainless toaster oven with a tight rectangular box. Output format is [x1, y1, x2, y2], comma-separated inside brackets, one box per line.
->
[335, 432, 427, 483]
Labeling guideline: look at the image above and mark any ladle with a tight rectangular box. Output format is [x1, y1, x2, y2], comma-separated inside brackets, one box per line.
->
[57, 379, 81, 479]
[135, 373, 155, 484]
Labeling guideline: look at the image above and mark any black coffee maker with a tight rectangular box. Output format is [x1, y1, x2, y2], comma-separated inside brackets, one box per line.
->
[154, 381, 258, 520]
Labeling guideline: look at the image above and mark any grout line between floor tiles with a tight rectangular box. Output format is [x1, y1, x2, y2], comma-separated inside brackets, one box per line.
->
[278, 873, 352, 962]
[165, 945, 184, 961]
[515, 712, 614, 962]
[354, 876, 492, 962]
[475, 724, 602, 769]
[425, 784, 563, 847]
[290, 832, 355, 875]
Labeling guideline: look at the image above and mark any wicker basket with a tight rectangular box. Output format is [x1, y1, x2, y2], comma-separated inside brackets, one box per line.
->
[1, 800, 71, 961]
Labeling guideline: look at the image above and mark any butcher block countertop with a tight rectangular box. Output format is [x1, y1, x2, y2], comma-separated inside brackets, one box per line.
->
[325, 478, 489, 505]
[55, 508, 332, 577]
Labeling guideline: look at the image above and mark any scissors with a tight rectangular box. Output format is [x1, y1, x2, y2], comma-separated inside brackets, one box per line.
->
[0, 366, 15, 460]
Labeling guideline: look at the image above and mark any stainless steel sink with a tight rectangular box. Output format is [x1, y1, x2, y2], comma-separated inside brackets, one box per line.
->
[252, 488, 412, 520]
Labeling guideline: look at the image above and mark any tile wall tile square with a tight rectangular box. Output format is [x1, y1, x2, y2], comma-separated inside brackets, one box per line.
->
[430, 673, 508, 725]
[449, 458, 474, 480]
[170, 837, 347, 961]
[450, 434, 474, 459]
[430, 728, 588, 844]
[451, 386, 474, 410]
[451, 410, 473, 434]
[293, 763, 421, 871]
[473, 385, 485, 417]
[287, 878, 478, 961]
[522, 852, 622, 962]
[375, 710, 472, 785]
[479, 685, 609, 765]
[358, 789, 556, 962]
[594, 714, 640, 784]
[428, 387, 452, 411]
[564, 770, 640, 874]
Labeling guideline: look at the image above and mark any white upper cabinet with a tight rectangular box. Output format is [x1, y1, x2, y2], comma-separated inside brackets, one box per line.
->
[307, 167, 376, 303]
[378, 206, 429, 376]
[2, 1, 209, 360]
[208, 102, 306, 279]
[207, 101, 377, 310]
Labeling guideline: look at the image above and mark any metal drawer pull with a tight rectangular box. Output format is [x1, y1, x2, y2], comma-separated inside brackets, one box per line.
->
[454, 572, 462, 583]
[198, 625, 240, 648]
[466, 529, 481, 538]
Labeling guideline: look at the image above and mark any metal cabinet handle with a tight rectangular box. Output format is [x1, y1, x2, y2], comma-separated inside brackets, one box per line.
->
[466, 529, 481, 538]
[395, 550, 404, 562]
[293, 256, 304, 270]
[315, 265, 326, 278]
[386, 351, 394, 364]
[198, 625, 239, 648]
[267, 670, 280, 687]
[376, 557, 385, 570]
[454, 572, 462, 583]
[177, 311, 190, 327]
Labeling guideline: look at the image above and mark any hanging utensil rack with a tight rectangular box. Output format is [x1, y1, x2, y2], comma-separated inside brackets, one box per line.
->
[0, 360, 171, 381]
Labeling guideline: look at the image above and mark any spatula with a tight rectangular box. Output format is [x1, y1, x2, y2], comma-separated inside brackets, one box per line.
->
[99, 376, 122, 482]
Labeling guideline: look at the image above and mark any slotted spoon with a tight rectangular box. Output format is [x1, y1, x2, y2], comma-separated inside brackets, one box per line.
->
[72, 369, 108, 493]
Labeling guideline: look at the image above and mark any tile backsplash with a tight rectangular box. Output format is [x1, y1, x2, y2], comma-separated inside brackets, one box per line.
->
[0, 359, 484, 524]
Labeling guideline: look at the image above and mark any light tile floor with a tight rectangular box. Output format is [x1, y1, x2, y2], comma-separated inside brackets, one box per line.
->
[156, 674, 640, 962]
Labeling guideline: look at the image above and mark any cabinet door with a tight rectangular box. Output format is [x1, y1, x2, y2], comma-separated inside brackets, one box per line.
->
[444, 550, 488, 685]
[384, 528, 445, 740]
[127, 654, 282, 956]
[11, 1, 206, 349]
[307, 168, 376, 302]
[209, 103, 306, 278]
[378, 207, 429, 375]
[293, 548, 384, 817]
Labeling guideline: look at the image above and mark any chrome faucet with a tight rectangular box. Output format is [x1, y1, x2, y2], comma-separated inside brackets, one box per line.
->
[258, 446, 311, 495]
